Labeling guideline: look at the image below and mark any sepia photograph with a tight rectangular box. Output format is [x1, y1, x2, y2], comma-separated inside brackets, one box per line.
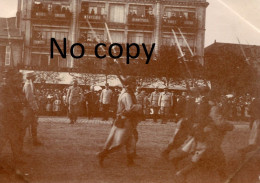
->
[0, 0, 260, 182]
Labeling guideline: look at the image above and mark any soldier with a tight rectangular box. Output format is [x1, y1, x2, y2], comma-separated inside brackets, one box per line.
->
[161, 95, 196, 160]
[150, 87, 160, 122]
[85, 85, 97, 119]
[66, 80, 83, 124]
[175, 92, 187, 120]
[174, 95, 234, 182]
[239, 97, 260, 159]
[100, 83, 113, 121]
[0, 69, 28, 164]
[158, 87, 173, 124]
[135, 87, 145, 120]
[97, 76, 142, 167]
[23, 71, 42, 146]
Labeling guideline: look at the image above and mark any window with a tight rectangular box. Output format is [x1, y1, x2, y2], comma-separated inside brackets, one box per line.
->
[82, 2, 105, 15]
[162, 36, 174, 46]
[129, 5, 153, 17]
[0, 46, 5, 66]
[35, 30, 68, 43]
[164, 7, 196, 20]
[110, 31, 125, 43]
[31, 54, 41, 66]
[48, 4, 52, 12]
[109, 4, 125, 23]
[5, 46, 11, 66]
[80, 30, 104, 42]
[40, 55, 49, 67]
[128, 33, 152, 45]
[58, 57, 67, 68]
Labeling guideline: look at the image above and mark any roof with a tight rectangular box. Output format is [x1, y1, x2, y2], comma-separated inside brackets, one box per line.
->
[0, 17, 21, 38]
[205, 41, 260, 59]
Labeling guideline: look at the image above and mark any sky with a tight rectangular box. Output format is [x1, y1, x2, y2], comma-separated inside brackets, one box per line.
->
[0, 0, 260, 47]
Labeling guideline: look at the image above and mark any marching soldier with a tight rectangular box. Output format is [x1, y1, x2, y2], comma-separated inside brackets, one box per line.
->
[150, 87, 160, 122]
[158, 87, 173, 124]
[97, 76, 142, 167]
[239, 97, 260, 159]
[23, 71, 42, 146]
[66, 80, 83, 124]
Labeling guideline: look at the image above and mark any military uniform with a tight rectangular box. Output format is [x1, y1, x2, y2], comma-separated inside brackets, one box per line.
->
[97, 88, 142, 166]
[66, 85, 83, 124]
[150, 90, 160, 122]
[23, 72, 41, 145]
[0, 70, 28, 163]
[135, 91, 145, 120]
[158, 90, 173, 123]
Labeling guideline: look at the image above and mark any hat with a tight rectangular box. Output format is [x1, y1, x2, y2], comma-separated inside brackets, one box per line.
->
[25, 71, 36, 78]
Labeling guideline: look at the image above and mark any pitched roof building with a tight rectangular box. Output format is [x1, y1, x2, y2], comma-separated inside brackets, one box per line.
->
[205, 41, 260, 93]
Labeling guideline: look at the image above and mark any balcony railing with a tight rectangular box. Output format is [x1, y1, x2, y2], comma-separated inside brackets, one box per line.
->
[31, 10, 72, 20]
[128, 15, 155, 25]
[32, 40, 46, 45]
[32, 39, 70, 49]
[79, 13, 106, 22]
[162, 18, 197, 27]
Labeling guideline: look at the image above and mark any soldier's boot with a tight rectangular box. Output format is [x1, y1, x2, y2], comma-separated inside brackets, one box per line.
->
[97, 149, 108, 167]
[161, 150, 170, 160]
[31, 123, 42, 146]
[32, 133, 43, 146]
[127, 153, 135, 167]
[33, 139, 43, 146]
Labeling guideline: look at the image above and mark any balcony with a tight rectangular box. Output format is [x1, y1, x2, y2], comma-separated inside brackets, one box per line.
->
[128, 15, 155, 30]
[162, 17, 197, 30]
[79, 12, 106, 28]
[32, 40, 46, 46]
[31, 39, 70, 53]
[31, 8, 72, 26]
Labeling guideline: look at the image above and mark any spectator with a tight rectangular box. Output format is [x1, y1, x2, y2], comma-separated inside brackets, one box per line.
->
[53, 94, 62, 116]
[100, 83, 113, 121]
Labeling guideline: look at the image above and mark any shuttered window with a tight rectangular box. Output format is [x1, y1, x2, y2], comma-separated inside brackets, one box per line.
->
[5, 46, 11, 66]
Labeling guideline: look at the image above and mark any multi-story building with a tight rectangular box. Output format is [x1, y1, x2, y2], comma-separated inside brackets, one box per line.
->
[0, 17, 23, 68]
[18, 0, 209, 72]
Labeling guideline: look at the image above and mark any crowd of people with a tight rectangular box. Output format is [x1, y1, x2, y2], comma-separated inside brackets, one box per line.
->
[33, 84, 255, 123]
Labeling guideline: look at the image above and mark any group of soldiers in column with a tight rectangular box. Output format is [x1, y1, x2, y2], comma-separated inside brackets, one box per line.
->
[97, 76, 260, 182]
[1, 69, 260, 182]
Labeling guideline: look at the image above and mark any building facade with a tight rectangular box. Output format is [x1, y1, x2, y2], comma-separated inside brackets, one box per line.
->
[18, 0, 209, 71]
[0, 17, 23, 68]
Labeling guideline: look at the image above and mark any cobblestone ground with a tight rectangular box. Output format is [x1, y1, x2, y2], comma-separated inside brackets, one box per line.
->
[0, 117, 258, 183]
